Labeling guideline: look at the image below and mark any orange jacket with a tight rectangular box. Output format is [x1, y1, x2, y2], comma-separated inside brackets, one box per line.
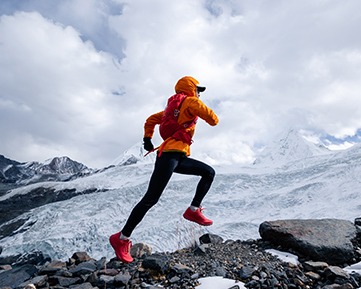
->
[144, 76, 219, 156]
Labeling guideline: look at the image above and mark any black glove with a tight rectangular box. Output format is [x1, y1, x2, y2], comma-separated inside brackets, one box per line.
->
[143, 137, 154, 152]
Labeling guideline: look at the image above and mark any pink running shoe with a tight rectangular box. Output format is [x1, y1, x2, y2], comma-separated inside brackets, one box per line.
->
[109, 232, 133, 263]
[183, 207, 213, 226]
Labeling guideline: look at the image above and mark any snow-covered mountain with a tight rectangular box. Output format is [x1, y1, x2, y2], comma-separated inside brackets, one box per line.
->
[0, 155, 92, 185]
[253, 129, 331, 168]
[1, 130, 361, 262]
[110, 142, 156, 166]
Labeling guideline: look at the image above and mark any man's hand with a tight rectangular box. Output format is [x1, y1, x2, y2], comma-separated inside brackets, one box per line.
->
[143, 137, 154, 151]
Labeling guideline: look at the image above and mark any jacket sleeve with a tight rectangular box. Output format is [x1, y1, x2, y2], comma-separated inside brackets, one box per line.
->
[185, 98, 219, 126]
[144, 111, 164, 138]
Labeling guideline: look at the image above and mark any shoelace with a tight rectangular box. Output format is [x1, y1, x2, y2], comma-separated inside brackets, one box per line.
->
[198, 207, 206, 214]
[122, 240, 131, 254]
[197, 207, 211, 221]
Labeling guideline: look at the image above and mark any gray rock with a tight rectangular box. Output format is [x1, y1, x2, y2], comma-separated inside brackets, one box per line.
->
[70, 260, 97, 276]
[114, 271, 131, 285]
[0, 265, 11, 271]
[0, 264, 37, 288]
[304, 260, 329, 272]
[194, 244, 208, 255]
[49, 275, 81, 286]
[324, 266, 350, 279]
[305, 271, 322, 280]
[199, 233, 224, 244]
[191, 273, 199, 279]
[130, 243, 152, 258]
[39, 260, 66, 275]
[69, 282, 99, 289]
[171, 263, 193, 274]
[169, 276, 180, 283]
[321, 284, 353, 289]
[238, 265, 255, 279]
[142, 254, 169, 273]
[98, 274, 114, 285]
[96, 257, 106, 270]
[98, 268, 118, 276]
[259, 219, 357, 265]
[17, 275, 48, 288]
[215, 266, 227, 277]
[71, 252, 93, 264]
[355, 218, 361, 226]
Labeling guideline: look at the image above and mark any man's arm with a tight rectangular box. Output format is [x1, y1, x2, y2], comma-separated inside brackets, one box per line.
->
[186, 98, 219, 126]
[144, 111, 164, 138]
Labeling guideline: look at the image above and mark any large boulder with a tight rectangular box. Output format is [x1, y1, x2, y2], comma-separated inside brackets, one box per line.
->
[259, 219, 357, 265]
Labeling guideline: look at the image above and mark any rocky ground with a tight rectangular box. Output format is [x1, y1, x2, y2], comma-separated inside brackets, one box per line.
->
[1, 234, 361, 289]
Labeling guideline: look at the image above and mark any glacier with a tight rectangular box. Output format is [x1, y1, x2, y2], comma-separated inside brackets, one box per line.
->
[1, 130, 361, 262]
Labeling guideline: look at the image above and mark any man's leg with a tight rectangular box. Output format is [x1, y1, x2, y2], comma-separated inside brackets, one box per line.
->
[175, 156, 215, 226]
[175, 156, 215, 207]
[110, 152, 183, 263]
[121, 152, 183, 237]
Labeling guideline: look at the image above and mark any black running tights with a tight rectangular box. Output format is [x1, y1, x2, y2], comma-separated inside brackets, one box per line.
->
[121, 152, 215, 237]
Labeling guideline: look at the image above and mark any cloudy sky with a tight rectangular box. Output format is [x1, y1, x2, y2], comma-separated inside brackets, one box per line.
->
[1, 0, 361, 168]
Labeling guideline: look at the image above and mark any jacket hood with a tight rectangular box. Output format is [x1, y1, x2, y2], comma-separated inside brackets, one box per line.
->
[174, 76, 199, 96]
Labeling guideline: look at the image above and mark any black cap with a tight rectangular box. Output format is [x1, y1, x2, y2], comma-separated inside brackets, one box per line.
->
[196, 86, 206, 93]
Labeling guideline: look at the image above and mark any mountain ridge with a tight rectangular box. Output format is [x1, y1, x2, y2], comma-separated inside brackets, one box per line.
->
[0, 155, 92, 186]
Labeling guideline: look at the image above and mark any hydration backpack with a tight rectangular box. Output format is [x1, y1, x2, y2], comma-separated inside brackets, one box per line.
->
[159, 93, 198, 145]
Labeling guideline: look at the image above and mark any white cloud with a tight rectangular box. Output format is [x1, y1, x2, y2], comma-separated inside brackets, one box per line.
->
[1, 0, 361, 167]
[0, 11, 130, 167]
